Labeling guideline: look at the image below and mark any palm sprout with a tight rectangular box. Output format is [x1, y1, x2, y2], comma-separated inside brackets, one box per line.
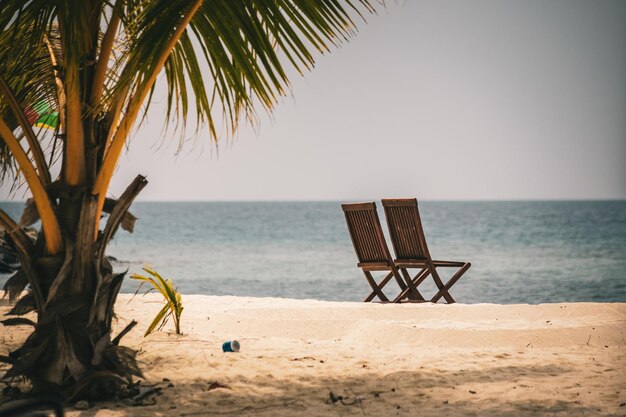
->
[131, 266, 183, 337]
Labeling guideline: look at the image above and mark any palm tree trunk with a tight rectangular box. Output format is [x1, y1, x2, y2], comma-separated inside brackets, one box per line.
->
[2, 176, 147, 399]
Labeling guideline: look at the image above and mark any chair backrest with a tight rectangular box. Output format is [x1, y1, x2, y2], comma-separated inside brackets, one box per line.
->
[382, 198, 432, 261]
[341, 202, 392, 265]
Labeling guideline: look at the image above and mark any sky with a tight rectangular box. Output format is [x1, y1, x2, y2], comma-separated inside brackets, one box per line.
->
[4, 0, 626, 201]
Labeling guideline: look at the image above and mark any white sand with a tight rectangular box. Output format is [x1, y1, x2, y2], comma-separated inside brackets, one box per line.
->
[1, 294, 625, 416]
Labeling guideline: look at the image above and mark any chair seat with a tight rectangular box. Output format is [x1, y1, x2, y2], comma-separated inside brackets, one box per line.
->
[357, 261, 392, 271]
[394, 258, 429, 267]
[394, 259, 467, 267]
[432, 260, 468, 267]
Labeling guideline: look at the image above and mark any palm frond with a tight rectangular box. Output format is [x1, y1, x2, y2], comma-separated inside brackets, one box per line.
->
[0, 0, 380, 212]
[101, 0, 378, 145]
[0, 18, 61, 186]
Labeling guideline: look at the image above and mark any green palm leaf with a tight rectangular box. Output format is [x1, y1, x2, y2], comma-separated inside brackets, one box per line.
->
[131, 265, 183, 336]
[144, 304, 171, 337]
[0, 0, 378, 185]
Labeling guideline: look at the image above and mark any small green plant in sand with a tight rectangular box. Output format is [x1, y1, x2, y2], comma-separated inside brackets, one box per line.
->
[131, 265, 183, 336]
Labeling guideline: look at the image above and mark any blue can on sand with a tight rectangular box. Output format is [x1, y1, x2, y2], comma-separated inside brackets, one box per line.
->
[222, 340, 240, 352]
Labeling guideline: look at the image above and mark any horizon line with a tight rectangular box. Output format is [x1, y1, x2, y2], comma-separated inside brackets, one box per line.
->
[2, 197, 626, 204]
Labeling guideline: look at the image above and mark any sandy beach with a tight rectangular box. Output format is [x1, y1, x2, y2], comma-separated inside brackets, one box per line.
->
[1, 294, 625, 416]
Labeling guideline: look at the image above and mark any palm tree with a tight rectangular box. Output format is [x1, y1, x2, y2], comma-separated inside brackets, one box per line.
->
[0, 0, 377, 400]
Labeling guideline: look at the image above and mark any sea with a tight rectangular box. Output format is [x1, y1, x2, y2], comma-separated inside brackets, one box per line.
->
[1, 201, 625, 304]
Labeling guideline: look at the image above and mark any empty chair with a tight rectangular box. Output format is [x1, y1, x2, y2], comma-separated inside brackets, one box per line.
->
[381, 198, 470, 303]
[341, 202, 423, 302]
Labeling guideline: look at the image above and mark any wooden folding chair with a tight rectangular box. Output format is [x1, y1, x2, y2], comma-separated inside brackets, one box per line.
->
[381, 198, 471, 303]
[341, 202, 422, 302]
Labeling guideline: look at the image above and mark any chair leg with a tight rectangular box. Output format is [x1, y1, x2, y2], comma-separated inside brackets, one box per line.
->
[392, 267, 408, 291]
[394, 268, 430, 302]
[363, 270, 392, 302]
[429, 265, 456, 303]
[430, 263, 471, 303]
[399, 268, 425, 301]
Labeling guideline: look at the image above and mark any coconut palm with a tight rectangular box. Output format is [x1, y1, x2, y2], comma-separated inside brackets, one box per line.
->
[0, 0, 377, 400]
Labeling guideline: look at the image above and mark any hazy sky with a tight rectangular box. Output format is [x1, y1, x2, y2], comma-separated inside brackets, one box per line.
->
[4, 0, 626, 201]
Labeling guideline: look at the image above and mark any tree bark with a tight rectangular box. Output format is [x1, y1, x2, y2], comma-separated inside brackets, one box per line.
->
[1, 176, 147, 400]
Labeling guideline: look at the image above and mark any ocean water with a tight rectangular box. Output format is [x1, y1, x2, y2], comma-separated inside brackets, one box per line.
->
[1, 201, 625, 304]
